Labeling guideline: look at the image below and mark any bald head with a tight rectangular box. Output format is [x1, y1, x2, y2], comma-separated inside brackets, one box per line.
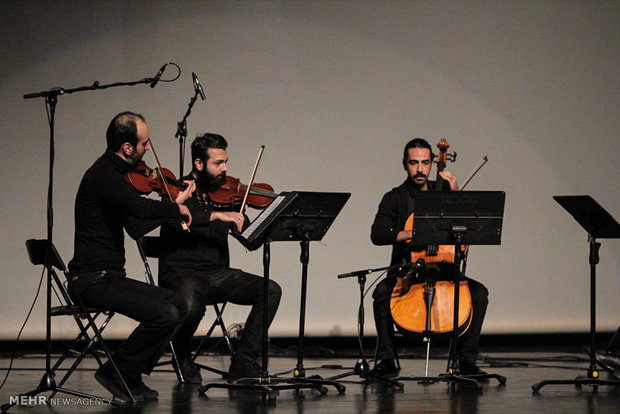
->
[106, 111, 146, 152]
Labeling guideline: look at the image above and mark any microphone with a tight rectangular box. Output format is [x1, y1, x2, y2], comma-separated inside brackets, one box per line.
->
[150, 63, 168, 88]
[192, 72, 206, 100]
[399, 258, 425, 274]
[337, 269, 372, 279]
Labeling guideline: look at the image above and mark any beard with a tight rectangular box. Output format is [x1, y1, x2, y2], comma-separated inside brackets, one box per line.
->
[127, 148, 144, 167]
[196, 169, 226, 192]
[410, 172, 428, 189]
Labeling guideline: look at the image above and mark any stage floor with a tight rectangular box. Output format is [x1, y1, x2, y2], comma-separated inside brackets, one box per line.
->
[1, 352, 619, 413]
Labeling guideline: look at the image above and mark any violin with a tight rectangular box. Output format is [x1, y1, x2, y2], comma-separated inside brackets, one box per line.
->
[124, 161, 187, 200]
[207, 175, 277, 210]
[390, 139, 472, 340]
[123, 138, 191, 231]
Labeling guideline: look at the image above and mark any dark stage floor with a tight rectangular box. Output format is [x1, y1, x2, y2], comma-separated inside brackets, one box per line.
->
[1, 351, 619, 413]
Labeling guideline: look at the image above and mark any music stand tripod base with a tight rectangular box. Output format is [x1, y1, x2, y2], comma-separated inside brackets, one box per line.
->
[199, 376, 312, 401]
[533, 196, 620, 393]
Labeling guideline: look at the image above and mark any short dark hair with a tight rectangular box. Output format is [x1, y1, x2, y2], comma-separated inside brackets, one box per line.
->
[191, 133, 228, 162]
[402, 138, 433, 167]
[106, 111, 146, 151]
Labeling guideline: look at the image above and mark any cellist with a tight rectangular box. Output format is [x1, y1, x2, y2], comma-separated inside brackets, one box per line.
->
[370, 138, 489, 377]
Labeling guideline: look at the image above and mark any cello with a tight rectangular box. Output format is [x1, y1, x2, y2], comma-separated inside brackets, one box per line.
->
[390, 139, 472, 340]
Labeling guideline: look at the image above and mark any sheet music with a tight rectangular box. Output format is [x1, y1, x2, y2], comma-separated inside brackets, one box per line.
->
[242, 194, 287, 239]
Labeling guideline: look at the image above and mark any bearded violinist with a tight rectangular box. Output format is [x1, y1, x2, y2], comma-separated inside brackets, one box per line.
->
[68, 112, 194, 402]
[158, 133, 282, 384]
[370, 138, 489, 377]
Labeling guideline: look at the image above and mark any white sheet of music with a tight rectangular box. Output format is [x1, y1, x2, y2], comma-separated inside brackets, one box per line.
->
[242, 194, 287, 239]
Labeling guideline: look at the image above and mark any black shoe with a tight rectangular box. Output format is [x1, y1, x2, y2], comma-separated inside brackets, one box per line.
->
[179, 361, 202, 384]
[227, 358, 262, 383]
[596, 352, 620, 377]
[94, 362, 143, 403]
[459, 362, 488, 376]
[370, 359, 400, 378]
[133, 380, 159, 400]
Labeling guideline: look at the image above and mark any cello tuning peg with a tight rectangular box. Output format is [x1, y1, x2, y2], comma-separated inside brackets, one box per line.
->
[447, 151, 457, 162]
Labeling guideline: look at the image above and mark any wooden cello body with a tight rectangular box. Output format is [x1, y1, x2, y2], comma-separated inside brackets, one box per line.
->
[391, 275, 472, 339]
[390, 139, 473, 340]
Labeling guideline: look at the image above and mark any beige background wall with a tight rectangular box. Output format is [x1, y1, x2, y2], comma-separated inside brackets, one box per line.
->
[1, 1, 618, 339]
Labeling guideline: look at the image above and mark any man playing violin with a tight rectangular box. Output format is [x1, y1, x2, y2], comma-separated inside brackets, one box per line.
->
[158, 133, 282, 384]
[68, 111, 194, 402]
[370, 138, 489, 377]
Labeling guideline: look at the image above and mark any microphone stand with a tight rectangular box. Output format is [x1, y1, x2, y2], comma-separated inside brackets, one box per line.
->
[327, 263, 404, 388]
[11, 70, 170, 409]
[174, 89, 201, 178]
[174, 95, 196, 178]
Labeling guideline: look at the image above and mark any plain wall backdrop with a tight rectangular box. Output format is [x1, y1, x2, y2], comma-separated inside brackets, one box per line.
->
[1, 0, 618, 340]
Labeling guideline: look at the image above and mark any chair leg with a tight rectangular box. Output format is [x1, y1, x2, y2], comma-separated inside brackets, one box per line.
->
[446, 338, 453, 371]
[191, 321, 218, 362]
[85, 312, 137, 403]
[169, 341, 185, 383]
[373, 336, 379, 367]
[191, 303, 235, 362]
[48, 312, 113, 398]
[373, 332, 401, 369]
[214, 303, 236, 356]
[50, 339, 97, 399]
[48, 311, 124, 401]
[156, 304, 234, 381]
[188, 303, 234, 379]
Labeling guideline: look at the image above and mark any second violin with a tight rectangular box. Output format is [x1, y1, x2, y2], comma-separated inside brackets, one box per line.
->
[207, 176, 277, 210]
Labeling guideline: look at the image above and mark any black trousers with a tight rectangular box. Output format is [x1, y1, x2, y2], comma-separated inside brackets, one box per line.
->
[69, 270, 188, 379]
[159, 267, 282, 365]
[372, 271, 488, 365]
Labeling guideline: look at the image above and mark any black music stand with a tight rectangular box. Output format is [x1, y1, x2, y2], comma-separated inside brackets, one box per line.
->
[199, 191, 349, 399]
[532, 195, 620, 392]
[396, 191, 507, 390]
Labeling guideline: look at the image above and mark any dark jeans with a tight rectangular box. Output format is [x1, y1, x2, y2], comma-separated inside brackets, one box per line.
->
[159, 267, 282, 365]
[69, 270, 188, 379]
[372, 271, 488, 365]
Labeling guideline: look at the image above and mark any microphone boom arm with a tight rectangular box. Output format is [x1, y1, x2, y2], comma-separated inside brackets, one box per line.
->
[24, 62, 177, 99]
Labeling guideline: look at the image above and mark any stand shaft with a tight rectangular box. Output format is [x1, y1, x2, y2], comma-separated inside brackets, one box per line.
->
[295, 239, 309, 377]
[589, 237, 599, 375]
[261, 240, 271, 377]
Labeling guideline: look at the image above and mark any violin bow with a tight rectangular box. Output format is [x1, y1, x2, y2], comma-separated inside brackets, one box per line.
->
[459, 155, 488, 191]
[239, 145, 265, 216]
[147, 138, 190, 231]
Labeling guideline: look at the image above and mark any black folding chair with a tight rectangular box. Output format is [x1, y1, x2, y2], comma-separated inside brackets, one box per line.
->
[136, 236, 235, 380]
[25, 239, 136, 403]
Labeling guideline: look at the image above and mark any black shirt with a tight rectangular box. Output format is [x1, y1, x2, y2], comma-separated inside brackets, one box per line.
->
[68, 150, 182, 275]
[371, 178, 451, 276]
[159, 174, 250, 272]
